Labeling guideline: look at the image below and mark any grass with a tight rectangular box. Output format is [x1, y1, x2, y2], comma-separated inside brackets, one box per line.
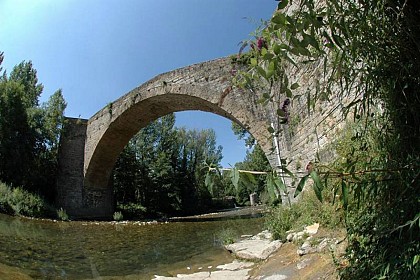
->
[265, 189, 344, 242]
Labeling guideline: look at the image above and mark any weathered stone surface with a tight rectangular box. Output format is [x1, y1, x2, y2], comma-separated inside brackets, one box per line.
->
[225, 232, 282, 261]
[153, 260, 253, 280]
[305, 223, 319, 235]
[216, 260, 254, 270]
[286, 222, 320, 243]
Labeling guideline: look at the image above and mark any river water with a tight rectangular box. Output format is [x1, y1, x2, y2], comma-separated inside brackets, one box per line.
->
[0, 210, 264, 279]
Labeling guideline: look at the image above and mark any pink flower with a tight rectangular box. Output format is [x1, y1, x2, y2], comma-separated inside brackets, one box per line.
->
[257, 37, 266, 50]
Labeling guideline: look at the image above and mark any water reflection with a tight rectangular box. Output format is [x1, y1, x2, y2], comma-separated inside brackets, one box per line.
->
[0, 213, 263, 279]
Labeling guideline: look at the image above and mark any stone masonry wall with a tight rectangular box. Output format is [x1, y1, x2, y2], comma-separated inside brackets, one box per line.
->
[268, 60, 355, 202]
[56, 118, 87, 215]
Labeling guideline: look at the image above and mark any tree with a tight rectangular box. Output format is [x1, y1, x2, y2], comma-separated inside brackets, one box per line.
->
[231, 122, 255, 148]
[0, 56, 66, 201]
[0, 79, 34, 187]
[235, 145, 271, 201]
[112, 113, 224, 217]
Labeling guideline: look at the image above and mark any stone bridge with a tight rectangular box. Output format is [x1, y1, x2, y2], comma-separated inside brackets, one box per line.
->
[56, 57, 276, 219]
[56, 55, 349, 219]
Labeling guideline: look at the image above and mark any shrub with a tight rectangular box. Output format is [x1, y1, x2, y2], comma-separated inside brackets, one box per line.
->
[113, 211, 123, 221]
[116, 202, 146, 219]
[57, 207, 69, 221]
[265, 190, 344, 241]
[0, 182, 48, 217]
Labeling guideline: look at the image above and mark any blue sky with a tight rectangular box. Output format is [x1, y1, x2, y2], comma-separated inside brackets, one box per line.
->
[0, 0, 276, 166]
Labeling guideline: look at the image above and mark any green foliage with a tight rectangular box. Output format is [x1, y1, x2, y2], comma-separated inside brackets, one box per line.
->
[237, 0, 419, 278]
[217, 228, 237, 245]
[56, 207, 69, 221]
[0, 182, 49, 217]
[231, 122, 255, 148]
[234, 145, 273, 205]
[0, 55, 66, 202]
[266, 171, 287, 205]
[266, 190, 343, 241]
[116, 203, 147, 220]
[113, 211, 124, 221]
[113, 113, 223, 217]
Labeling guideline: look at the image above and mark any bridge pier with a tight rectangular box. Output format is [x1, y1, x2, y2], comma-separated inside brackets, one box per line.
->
[56, 118, 114, 220]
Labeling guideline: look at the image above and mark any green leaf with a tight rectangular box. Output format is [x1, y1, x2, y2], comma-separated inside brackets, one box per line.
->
[290, 82, 300, 90]
[294, 174, 309, 198]
[303, 33, 320, 51]
[332, 34, 346, 49]
[281, 166, 296, 179]
[274, 176, 287, 193]
[205, 172, 214, 196]
[268, 61, 276, 71]
[256, 66, 266, 79]
[266, 173, 278, 200]
[310, 171, 323, 202]
[241, 172, 257, 191]
[290, 48, 301, 56]
[277, 0, 288, 10]
[272, 13, 287, 25]
[278, 43, 290, 50]
[341, 179, 348, 210]
[273, 44, 281, 55]
[277, 108, 285, 117]
[230, 168, 240, 191]
[298, 47, 311, 57]
[268, 126, 275, 133]
[266, 69, 274, 79]
[285, 88, 293, 98]
[261, 48, 267, 56]
[263, 53, 274, 60]
[413, 255, 419, 266]
[250, 58, 257, 66]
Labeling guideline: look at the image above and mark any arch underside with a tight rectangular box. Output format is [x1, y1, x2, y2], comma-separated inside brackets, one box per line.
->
[84, 93, 272, 190]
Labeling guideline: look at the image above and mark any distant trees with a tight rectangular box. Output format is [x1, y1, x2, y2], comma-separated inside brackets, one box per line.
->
[112, 113, 223, 217]
[234, 145, 272, 204]
[0, 52, 66, 201]
[229, 122, 272, 204]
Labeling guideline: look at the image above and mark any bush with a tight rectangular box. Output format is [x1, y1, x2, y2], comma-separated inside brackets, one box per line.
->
[265, 190, 344, 241]
[0, 183, 13, 214]
[0, 182, 48, 217]
[113, 211, 123, 221]
[56, 207, 69, 221]
[116, 202, 146, 219]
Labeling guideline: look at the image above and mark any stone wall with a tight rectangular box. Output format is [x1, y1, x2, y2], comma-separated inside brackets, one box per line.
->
[56, 118, 114, 219]
[56, 118, 87, 216]
[268, 61, 354, 201]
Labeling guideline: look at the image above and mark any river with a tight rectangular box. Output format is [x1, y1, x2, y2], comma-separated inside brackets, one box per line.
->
[0, 209, 264, 279]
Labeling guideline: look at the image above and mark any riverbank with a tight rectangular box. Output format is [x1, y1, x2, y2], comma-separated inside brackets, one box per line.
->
[153, 224, 346, 280]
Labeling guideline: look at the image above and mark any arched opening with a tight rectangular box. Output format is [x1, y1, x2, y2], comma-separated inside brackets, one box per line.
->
[111, 111, 273, 219]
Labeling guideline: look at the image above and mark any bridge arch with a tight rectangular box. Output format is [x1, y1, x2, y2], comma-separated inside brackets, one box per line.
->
[71, 57, 274, 218]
